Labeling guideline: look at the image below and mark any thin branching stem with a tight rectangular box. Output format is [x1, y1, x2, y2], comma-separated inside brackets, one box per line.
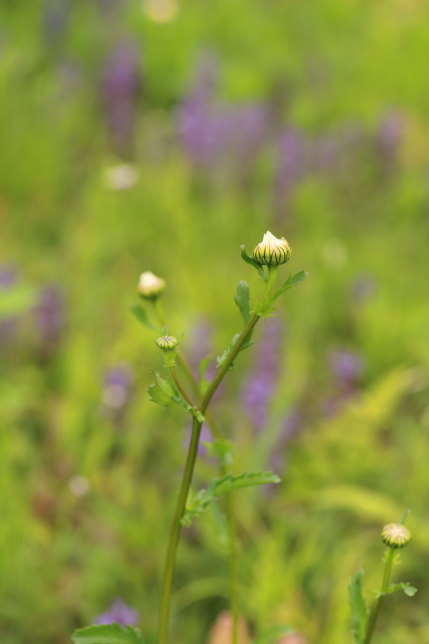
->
[364, 548, 395, 644]
[157, 312, 261, 644]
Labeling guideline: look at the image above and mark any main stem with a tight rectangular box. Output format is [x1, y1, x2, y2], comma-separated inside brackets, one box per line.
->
[157, 312, 260, 644]
[364, 548, 395, 644]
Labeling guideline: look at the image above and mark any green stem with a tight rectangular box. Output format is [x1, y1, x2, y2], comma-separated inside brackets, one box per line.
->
[364, 548, 395, 644]
[157, 311, 261, 644]
[226, 492, 239, 644]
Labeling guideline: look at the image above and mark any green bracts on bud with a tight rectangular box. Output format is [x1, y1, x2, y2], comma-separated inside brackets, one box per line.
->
[254, 231, 291, 267]
[381, 523, 411, 549]
[138, 271, 166, 300]
[156, 335, 178, 352]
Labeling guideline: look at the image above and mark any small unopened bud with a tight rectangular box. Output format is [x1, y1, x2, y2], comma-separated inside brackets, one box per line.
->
[137, 271, 166, 300]
[156, 335, 178, 351]
[381, 523, 411, 549]
[254, 231, 291, 266]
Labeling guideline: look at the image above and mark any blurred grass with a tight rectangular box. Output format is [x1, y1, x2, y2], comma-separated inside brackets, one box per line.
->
[1, 1, 429, 642]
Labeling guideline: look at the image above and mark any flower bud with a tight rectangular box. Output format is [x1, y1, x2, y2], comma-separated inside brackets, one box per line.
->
[381, 523, 411, 549]
[156, 335, 178, 351]
[254, 231, 291, 266]
[137, 271, 166, 300]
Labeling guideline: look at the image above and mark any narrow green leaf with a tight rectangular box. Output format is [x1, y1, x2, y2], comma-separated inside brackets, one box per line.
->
[348, 570, 368, 644]
[129, 303, 154, 330]
[240, 245, 267, 281]
[213, 471, 281, 495]
[72, 623, 144, 644]
[255, 270, 308, 317]
[234, 281, 250, 323]
[181, 471, 280, 526]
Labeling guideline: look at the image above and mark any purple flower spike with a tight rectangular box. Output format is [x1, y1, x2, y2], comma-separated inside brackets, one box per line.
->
[376, 111, 404, 169]
[94, 598, 139, 627]
[102, 366, 134, 415]
[241, 318, 284, 431]
[34, 285, 65, 346]
[329, 350, 364, 382]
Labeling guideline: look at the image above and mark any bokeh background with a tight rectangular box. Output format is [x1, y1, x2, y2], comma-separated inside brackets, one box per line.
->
[1, 1, 429, 642]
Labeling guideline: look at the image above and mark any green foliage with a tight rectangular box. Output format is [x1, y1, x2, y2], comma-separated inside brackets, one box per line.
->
[205, 440, 234, 466]
[377, 582, 418, 598]
[129, 304, 155, 330]
[240, 245, 267, 281]
[348, 570, 368, 644]
[181, 471, 281, 526]
[72, 624, 144, 644]
[234, 280, 251, 323]
[148, 372, 204, 421]
[255, 271, 308, 316]
[2, 0, 429, 642]
[0, 285, 36, 318]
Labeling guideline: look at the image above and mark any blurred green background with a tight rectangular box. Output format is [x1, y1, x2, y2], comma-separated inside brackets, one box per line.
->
[1, 1, 429, 642]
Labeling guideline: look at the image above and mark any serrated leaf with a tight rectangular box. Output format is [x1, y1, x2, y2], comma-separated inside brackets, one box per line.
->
[348, 570, 368, 644]
[147, 372, 174, 407]
[72, 623, 144, 644]
[378, 582, 417, 598]
[255, 270, 308, 317]
[129, 304, 154, 330]
[240, 245, 267, 281]
[213, 471, 281, 495]
[252, 625, 294, 644]
[234, 281, 251, 323]
[148, 372, 204, 421]
[181, 471, 280, 526]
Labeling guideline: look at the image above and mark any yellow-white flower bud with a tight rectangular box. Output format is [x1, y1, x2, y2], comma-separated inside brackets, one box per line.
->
[137, 271, 166, 300]
[156, 335, 178, 351]
[253, 231, 291, 266]
[381, 523, 411, 549]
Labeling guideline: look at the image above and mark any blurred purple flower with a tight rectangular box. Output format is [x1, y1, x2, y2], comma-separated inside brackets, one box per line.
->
[322, 349, 364, 416]
[185, 319, 215, 377]
[311, 134, 343, 173]
[375, 112, 404, 171]
[177, 56, 269, 167]
[241, 318, 284, 431]
[94, 598, 138, 626]
[350, 273, 377, 302]
[329, 350, 364, 383]
[101, 41, 141, 157]
[0, 265, 20, 349]
[184, 422, 213, 457]
[34, 285, 65, 347]
[269, 408, 304, 472]
[273, 129, 307, 219]
[0, 265, 17, 288]
[102, 366, 134, 418]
